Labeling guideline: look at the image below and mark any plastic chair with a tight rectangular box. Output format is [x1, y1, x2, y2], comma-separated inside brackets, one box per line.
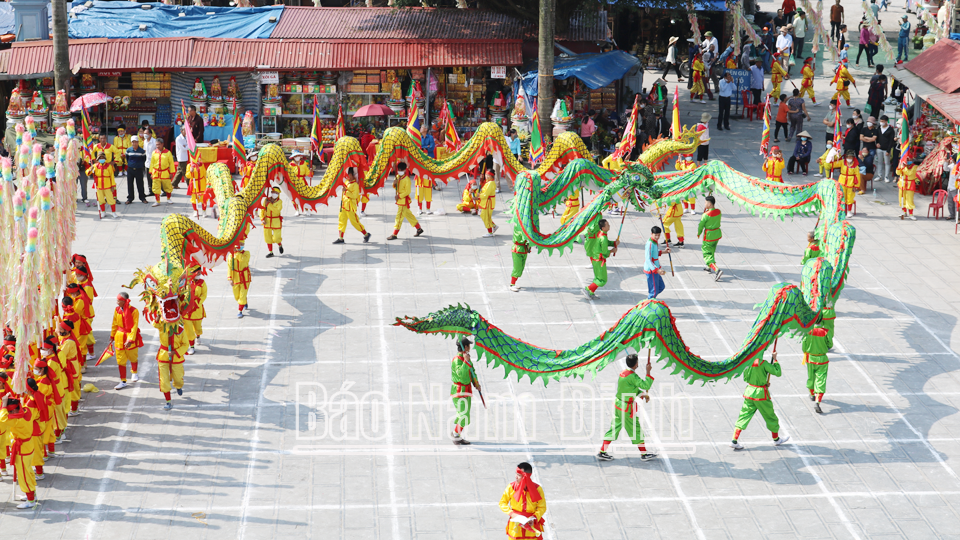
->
[742, 90, 760, 121]
[928, 189, 947, 219]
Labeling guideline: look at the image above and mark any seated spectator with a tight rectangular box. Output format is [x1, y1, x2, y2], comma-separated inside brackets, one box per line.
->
[788, 131, 813, 175]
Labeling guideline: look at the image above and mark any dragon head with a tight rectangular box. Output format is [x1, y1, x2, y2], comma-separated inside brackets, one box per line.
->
[127, 262, 202, 334]
[393, 303, 481, 338]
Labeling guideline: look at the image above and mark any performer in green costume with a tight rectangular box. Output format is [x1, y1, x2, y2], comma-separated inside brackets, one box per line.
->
[822, 302, 836, 342]
[510, 227, 531, 292]
[450, 337, 481, 445]
[597, 353, 657, 462]
[697, 195, 724, 281]
[583, 219, 618, 299]
[801, 231, 820, 265]
[803, 322, 832, 414]
[730, 350, 790, 449]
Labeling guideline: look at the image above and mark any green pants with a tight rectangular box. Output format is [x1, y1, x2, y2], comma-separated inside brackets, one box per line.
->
[511, 252, 528, 279]
[603, 408, 644, 445]
[591, 259, 608, 288]
[702, 240, 718, 267]
[734, 398, 780, 434]
[806, 362, 829, 394]
[823, 320, 835, 342]
[453, 396, 472, 428]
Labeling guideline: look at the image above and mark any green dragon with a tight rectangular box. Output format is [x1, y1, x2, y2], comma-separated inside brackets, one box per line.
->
[395, 144, 856, 386]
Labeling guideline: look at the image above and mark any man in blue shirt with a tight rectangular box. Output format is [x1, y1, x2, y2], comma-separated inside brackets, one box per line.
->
[644, 226, 671, 299]
[750, 60, 766, 107]
[717, 72, 736, 131]
[124, 136, 148, 204]
[897, 15, 911, 63]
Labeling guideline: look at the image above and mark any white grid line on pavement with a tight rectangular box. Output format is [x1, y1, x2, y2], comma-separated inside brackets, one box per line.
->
[237, 269, 283, 540]
[376, 268, 402, 540]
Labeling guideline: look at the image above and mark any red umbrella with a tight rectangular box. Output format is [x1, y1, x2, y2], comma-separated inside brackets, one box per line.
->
[352, 104, 395, 117]
[70, 92, 111, 112]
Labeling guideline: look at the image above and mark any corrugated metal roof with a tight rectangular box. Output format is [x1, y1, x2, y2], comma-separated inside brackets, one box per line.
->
[0, 50, 9, 74]
[905, 38, 960, 94]
[7, 39, 111, 75]
[925, 92, 960, 124]
[272, 7, 522, 41]
[99, 38, 192, 71]
[188, 39, 265, 70]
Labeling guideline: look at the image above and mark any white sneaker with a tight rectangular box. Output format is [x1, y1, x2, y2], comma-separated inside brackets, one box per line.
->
[115, 381, 128, 390]
[690, 210, 697, 215]
[492, 225, 499, 234]
[186, 347, 195, 355]
[426, 210, 433, 215]
[131, 373, 139, 382]
[482, 232, 495, 238]
[730, 441, 744, 450]
[814, 173, 823, 177]
[35, 473, 45, 479]
[151, 202, 160, 207]
[68, 410, 80, 417]
[909, 215, 917, 221]
[509, 285, 521, 292]
[700, 99, 706, 104]
[359, 212, 367, 217]
[112, 212, 120, 219]
[85, 354, 94, 361]
[16, 501, 36, 509]
[774, 434, 791, 446]
[885, 178, 891, 183]
[167, 199, 174, 205]
[812, 101, 820, 106]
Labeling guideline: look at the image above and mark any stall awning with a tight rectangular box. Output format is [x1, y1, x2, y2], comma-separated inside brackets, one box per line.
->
[904, 38, 960, 94]
[521, 50, 640, 97]
[925, 92, 960, 124]
[67, 1, 282, 40]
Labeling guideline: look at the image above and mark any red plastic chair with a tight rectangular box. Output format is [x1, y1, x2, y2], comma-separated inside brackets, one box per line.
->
[742, 90, 760, 121]
[928, 189, 947, 219]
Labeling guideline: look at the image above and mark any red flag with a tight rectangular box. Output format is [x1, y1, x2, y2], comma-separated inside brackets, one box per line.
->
[335, 104, 346, 140]
[612, 95, 639, 160]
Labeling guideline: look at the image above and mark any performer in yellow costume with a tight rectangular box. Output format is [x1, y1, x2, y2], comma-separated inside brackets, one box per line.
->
[560, 191, 580, 225]
[799, 57, 817, 104]
[155, 322, 189, 410]
[228, 244, 251, 318]
[763, 146, 785, 183]
[65, 283, 95, 361]
[239, 151, 257, 189]
[186, 159, 208, 218]
[498, 463, 547, 539]
[387, 162, 424, 240]
[333, 169, 370, 244]
[676, 154, 698, 214]
[660, 200, 685, 247]
[113, 124, 131, 176]
[837, 150, 860, 216]
[57, 321, 82, 417]
[457, 178, 479, 214]
[690, 53, 707, 102]
[261, 187, 284, 257]
[87, 152, 118, 218]
[4, 397, 38, 508]
[111, 292, 143, 390]
[830, 61, 855, 108]
[150, 138, 175, 206]
[770, 54, 788, 100]
[896, 158, 920, 220]
[183, 266, 207, 355]
[479, 170, 498, 237]
[415, 173, 433, 215]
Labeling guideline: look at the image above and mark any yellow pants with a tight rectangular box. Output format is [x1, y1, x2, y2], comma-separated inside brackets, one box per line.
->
[13, 449, 36, 494]
[96, 188, 116, 206]
[662, 216, 685, 238]
[153, 176, 173, 195]
[184, 319, 203, 342]
[263, 227, 282, 244]
[771, 82, 781, 99]
[844, 186, 856, 204]
[0, 426, 6, 462]
[416, 188, 432, 203]
[233, 284, 249, 306]
[480, 207, 494, 229]
[799, 85, 815, 101]
[832, 89, 851, 104]
[42, 416, 56, 444]
[394, 205, 419, 231]
[899, 189, 915, 210]
[190, 179, 206, 204]
[54, 402, 67, 433]
[158, 361, 184, 393]
[560, 205, 580, 226]
[31, 435, 43, 466]
[337, 210, 365, 233]
[115, 345, 139, 368]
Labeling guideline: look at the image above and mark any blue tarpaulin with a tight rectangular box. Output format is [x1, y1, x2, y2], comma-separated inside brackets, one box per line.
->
[67, 1, 282, 40]
[521, 50, 640, 97]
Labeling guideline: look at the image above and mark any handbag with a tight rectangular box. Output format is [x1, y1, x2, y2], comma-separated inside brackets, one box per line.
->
[788, 54, 796, 66]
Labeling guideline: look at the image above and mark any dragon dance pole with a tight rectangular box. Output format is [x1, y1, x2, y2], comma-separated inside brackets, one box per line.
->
[655, 205, 675, 277]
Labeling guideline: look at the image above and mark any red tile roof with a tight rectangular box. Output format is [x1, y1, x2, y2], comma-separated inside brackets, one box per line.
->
[925, 92, 960, 124]
[272, 7, 522, 41]
[905, 38, 960, 94]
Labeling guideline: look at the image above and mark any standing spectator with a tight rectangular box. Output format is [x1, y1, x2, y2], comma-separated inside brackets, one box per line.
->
[662, 37, 684, 81]
[787, 88, 810, 141]
[842, 118, 860, 154]
[788, 131, 813, 175]
[782, 0, 797, 21]
[761, 26, 776, 72]
[580, 110, 597, 151]
[876, 114, 896, 182]
[142, 129, 157, 196]
[856, 21, 875, 67]
[172, 127, 189, 190]
[870, 0, 880, 20]
[823, 99, 839, 151]
[867, 65, 888, 117]
[717, 72, 735, 131]
[750, 59, 766, 106]
[897, 15, 911, 63]
[794, 11, 808, 60]
[776, 26, 794, 72]
[695, 113, 711, 165]
[508, 130, 521, 164]
[701, 32, 720, 98]
[837, 25, 848, 52]
[830, 0, 845, 41]
[774, 94, 790, 142]
[773, 8, 787, 30]
[124, 136, 147, 204]
[186, 105, 204, 145]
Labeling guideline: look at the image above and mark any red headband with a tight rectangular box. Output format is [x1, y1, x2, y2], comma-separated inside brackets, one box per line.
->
[58, 321, 72, 334]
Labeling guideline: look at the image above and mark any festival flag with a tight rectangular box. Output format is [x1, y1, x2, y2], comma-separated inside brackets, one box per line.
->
[759, 95, 771, 156]
[309, 95, 321, 152]
[335, 104, 346, 140]
[613, 95, 639, 160]
[79, 106, 95, 159]
[442, 100, 461, 152]
[180, 100, 198, 164]
[530, 100, 545, 165]
[406, 102, 423, 146]
[231, 102, 246, 164]
[898, 93, 911, 166]
[671, 85, 681, 140]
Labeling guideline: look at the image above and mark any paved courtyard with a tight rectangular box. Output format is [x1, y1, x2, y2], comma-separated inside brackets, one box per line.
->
[5, 13, 960, 540]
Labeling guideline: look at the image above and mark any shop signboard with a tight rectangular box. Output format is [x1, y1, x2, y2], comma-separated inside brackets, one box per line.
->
[491, 66, 507, 79]
[260, 71, 280, 84]
[726, 69, 750, 106]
